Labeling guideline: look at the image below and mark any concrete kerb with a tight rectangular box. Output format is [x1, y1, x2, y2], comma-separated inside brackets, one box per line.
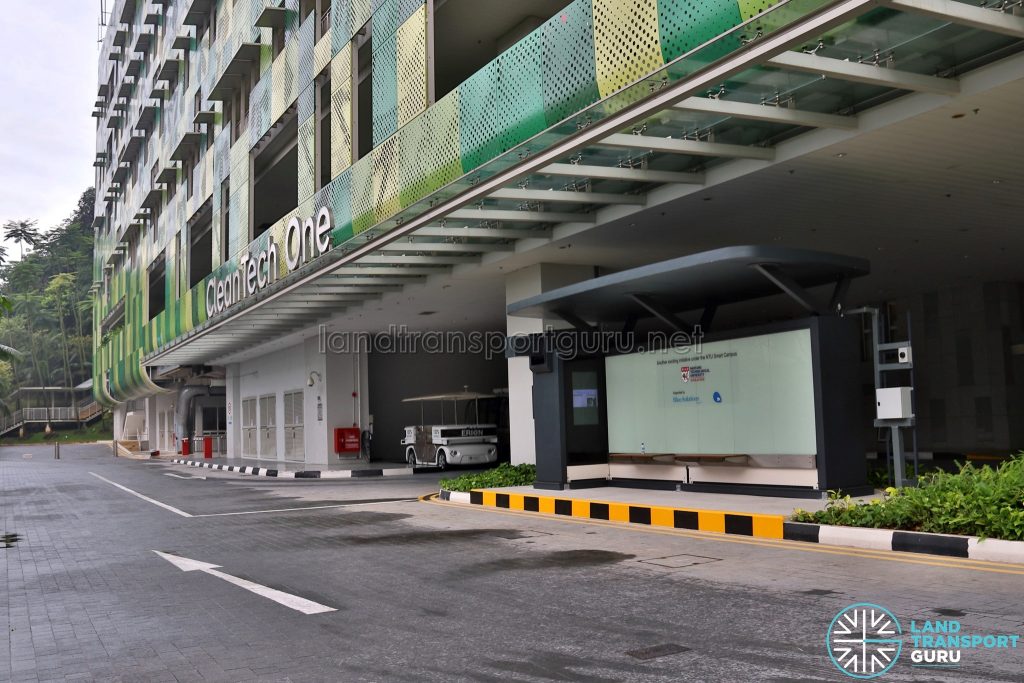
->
[438, 488, 787, 539]
[438, 488, 1024, 565]
[171, 458, 414, 480]
[786, 521, 1024, 564]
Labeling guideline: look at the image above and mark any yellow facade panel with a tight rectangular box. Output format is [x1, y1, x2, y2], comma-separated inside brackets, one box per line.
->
[593, 0, 664, 98]
[396, 6, 428, 128]
[314, 33, 331, 77]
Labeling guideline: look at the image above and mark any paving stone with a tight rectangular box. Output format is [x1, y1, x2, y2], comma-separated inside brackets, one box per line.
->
[4, 444, 1024, 682]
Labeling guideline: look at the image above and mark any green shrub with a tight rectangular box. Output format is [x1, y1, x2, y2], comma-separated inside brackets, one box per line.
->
[439, 463, 537, 492]
[793, 454, 1024, 541]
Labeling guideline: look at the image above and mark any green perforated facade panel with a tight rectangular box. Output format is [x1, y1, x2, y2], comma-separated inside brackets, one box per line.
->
[93, 0, 823, 405]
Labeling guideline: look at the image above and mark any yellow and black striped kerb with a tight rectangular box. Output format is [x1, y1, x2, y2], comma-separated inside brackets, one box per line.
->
[463, 489, 785, 540]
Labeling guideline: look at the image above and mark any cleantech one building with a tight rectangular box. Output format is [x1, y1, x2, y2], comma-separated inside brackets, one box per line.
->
[93, 0, 1024, 490]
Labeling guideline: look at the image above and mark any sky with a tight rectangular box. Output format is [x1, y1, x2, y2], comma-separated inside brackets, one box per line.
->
[0, 3, 98, 256]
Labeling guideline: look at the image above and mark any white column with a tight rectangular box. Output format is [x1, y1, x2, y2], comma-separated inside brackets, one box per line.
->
[144, 397, 157, 450]
[505, 264, 594, 465]
[303, 336, 330, 466]
[113, 404, 125, 442]
[318, 340, 370, 465]
[225, 364, 242, 459]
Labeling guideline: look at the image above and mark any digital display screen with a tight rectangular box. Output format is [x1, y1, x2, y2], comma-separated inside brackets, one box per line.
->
[571, 372, 600, 426]
[605, 329, 817, 456]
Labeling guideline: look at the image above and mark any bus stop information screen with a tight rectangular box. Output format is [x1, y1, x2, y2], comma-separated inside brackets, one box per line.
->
[605, 329, 817, 456]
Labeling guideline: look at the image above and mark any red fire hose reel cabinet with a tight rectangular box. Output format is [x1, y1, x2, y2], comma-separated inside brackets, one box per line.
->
[334, 427, 360, 454]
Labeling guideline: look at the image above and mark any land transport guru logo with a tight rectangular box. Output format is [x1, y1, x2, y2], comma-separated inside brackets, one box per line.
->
[827, 603, 902, 678]
[826, 602, 1020, 678]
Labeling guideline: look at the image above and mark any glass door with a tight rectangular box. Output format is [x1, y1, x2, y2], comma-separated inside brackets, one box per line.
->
[283, 391, 304, 462]
[258, 394, 277, 460]
[242, 398, 257, 458]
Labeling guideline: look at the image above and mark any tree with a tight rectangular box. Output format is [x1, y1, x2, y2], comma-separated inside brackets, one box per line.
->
[44, 275, 75, 386]
[0, 297, 20, 362]
[0, 296, 22, 416]
[3, 219, 40, 261]
[0, 188, 94, 419]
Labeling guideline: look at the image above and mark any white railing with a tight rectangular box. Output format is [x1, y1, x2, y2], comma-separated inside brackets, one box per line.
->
[0, 402, 107, 434]
[78, 402, 103, 421]
[0, 410, 23, 434]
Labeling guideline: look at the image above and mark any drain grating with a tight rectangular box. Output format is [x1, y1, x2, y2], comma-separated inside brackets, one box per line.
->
[640, 554, 720, 569]
[2, 532, 22, 548]
[625, 643, 691, 661]
[934, 608, 967, 618]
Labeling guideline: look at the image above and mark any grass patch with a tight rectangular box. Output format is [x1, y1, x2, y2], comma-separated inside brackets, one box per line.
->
[793, 454, 1024, 541]
[1, 422, 112, 445]
[440, 463, 537, 492]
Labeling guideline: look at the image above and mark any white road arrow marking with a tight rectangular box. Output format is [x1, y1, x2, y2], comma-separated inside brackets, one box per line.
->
[164, 473, 207, 480]
[153, 551, 336, 615]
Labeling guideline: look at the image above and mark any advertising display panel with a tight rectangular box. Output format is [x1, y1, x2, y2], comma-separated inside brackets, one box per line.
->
[605, 329, 817, 457]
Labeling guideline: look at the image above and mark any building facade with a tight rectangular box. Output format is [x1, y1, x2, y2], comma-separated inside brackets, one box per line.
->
[93, 0, 1024, 472]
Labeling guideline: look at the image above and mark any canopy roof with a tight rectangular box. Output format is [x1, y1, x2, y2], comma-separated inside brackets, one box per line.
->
[506, 245, 869, 328]
[402, 391, 497, 403]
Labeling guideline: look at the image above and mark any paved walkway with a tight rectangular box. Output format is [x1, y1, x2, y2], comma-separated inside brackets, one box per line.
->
[170, 454, 409, 473]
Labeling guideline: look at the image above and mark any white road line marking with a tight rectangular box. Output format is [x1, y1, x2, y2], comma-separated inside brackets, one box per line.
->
[153, 551, 335, 615]
[191, 499, 418, 517]
[88, 472, 194, 518]
[164, 473, 207, 480]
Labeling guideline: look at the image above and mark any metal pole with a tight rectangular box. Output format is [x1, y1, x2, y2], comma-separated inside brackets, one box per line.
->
[891, 425, 906, 487]
[907, 310, 919, 481]
[883, 428, 891, 486]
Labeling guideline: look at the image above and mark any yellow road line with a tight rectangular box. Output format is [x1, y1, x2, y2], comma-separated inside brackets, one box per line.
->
[423, 495, 1024, 576]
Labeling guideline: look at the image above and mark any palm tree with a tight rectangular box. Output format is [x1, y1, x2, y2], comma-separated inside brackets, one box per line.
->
[3, 219, 40, 261]
[0, 296, 22, 417]
[0, 244, 8, 269]
[43, 274, 76, 391]
[0, 299, 17, 362]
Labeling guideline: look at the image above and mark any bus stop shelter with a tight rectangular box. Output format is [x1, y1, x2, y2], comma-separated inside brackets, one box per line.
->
[507, 245, 872, 498]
